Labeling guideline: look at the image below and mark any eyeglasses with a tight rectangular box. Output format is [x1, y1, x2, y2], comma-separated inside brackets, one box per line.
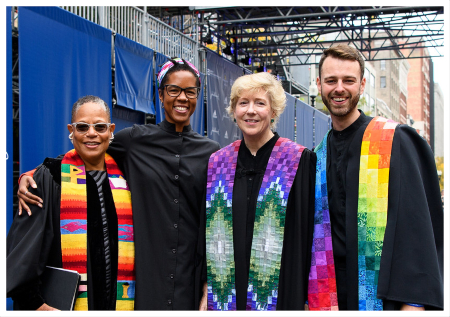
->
[72, 122, 111, 133]
[164, 85, 200, 99]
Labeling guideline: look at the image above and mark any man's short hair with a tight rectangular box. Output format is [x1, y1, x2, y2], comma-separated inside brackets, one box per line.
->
[318, 44, 365, 80]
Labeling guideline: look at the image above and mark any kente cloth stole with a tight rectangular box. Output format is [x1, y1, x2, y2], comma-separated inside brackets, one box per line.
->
[60, 149, 135, 311]
[206, 138, 304, 311]
[307, 117, 398, 311]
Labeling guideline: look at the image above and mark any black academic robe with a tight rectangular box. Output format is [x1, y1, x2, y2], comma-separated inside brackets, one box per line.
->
[7, 157, 119, 310]
[107, 120, 220, 310]
[198, 134, 316, 310]
[327, 113, 443, 310]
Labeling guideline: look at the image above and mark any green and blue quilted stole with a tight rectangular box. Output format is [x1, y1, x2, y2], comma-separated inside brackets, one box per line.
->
[307, 117, 398, 311]
[206, 137, 304, 310]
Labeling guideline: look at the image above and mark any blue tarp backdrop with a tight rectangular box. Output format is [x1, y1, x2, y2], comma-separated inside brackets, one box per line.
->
[276, 92, 296, 141]
[114, 34, 154, 114]
[189, 72, 206, 135]
[296, 100, 314, 150]
[112, 105, 145, 132]
[7, 9, 13, 311]
[7, 7, 13, 234]
[314, 109, 331, 147]
[19, 7, 112, 173]
[206, 51, 243, 147]
[154, 52, 169, 124]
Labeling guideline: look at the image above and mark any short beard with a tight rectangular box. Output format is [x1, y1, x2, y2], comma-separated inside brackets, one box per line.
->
[323, 92, 361, 118]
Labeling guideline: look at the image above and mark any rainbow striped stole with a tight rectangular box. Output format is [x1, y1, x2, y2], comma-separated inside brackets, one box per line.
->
[206, 138, 304, 311]
[307, 130, 337, 310]
[307, 117, 398, 311]
[60, 149, 135, 311]
[357, 117, 397, 310]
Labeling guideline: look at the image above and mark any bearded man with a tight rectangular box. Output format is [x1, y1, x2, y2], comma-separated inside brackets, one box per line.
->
[307, 44, 443, 311]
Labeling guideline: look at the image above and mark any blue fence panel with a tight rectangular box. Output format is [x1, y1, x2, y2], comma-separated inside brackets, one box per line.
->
[112, 105, 145, 132]
[154, 52, 169, 123]
[314, 109, 331, 147]
[206, 51, 244, 147]
[276, 92, 295, 141]
[19, 7, 112, 173]
[296, 100, 314, 150]
[7, 6, 13, 233]
[189, 71, 205, 135]
[115, 34, 154, 114]
[7, 6, 14, 311]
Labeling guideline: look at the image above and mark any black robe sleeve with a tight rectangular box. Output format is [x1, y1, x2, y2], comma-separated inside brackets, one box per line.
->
[7, 163, 62, 310]
[377, 125, 443, 309]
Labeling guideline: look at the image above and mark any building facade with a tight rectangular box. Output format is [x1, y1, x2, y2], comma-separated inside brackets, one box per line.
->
[372, 46, 402, 122]
[406, 47, 431, 144]
[433, 83, 444, 157]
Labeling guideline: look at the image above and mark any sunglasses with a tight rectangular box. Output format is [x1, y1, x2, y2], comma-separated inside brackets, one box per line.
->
[71, 122, 111, 133]
[164, 84, 200, 99]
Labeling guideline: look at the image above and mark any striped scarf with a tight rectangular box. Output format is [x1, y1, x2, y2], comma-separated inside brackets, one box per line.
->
[307, 116, 398, 311]
[206, 138, 304, 310]
[60, 149, 135, 310]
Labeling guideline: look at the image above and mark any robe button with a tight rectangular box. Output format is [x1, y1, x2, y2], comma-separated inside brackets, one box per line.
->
[174, 199, 178, 204]
[175, 154, 180, 158]
[175, 175, 179, 180]
[174, 224, 178, 229]
[172, 249, 177, 254]
[168, 299, 172, 305]
[170, 274, 174, 279]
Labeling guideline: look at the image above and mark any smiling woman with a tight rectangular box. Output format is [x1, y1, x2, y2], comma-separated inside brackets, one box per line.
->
[198, 72, 317, 311]
[7, 96, 136, 311]
[158, 57, 201, 132]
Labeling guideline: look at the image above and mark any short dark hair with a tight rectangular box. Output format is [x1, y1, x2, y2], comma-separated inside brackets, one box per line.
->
[319, 44, 365, 80]
[71, 95, 110, 123]
[159, 57, 201, 88]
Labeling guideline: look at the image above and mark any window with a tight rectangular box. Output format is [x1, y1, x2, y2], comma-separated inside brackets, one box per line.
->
[380, 76, 386, 88]
[380, 60, 386, 70]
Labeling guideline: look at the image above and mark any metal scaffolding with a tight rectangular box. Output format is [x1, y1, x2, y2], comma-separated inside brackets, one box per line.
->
[189, 6, 444, 63]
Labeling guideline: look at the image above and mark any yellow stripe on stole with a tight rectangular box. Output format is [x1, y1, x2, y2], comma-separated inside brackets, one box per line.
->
[74, 298, 88, 311]
[361, 140, 370, 155]
[61, 233, 87, 245]
[110, 189, 132, 203]
[378, 168, 389, 183]
[61, 181, 87, 194]
[118, 241, 135, 258]
[116, 300, 134, 310]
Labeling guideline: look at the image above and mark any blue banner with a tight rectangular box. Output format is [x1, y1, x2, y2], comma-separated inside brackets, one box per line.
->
[112, 105, 145, 132]
[314, 109, 331, 148]
[6, 7, 13, 234]
[206, 51, 244, 147]
[276, 92, 296, 141]
[115, 34, 154, 114]
[19, 7, 112, 173]
[189, 72, 205, 135]
[296, 100, 314, 150]
[154, 52, 169, 123]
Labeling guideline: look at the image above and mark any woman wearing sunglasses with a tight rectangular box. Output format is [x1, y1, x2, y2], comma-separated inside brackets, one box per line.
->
[16, 58, 220, 310]
[7, 95, 136, 310]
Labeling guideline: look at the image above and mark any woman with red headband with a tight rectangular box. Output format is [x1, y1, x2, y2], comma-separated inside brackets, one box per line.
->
[17, 58, 220, 310]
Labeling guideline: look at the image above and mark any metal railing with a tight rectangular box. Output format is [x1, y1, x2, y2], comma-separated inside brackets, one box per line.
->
[61, 6, 198, 67]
